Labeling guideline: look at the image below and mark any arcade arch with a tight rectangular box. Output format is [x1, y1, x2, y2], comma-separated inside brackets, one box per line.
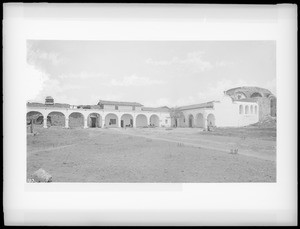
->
[69, 112, 84, 128]
[27, 111, 44, 125]
[121, 114, 134, 128]
[136, 114, 148, 127]
[188, 114, 194, 128]
[88, 113, 102, 128]
[105, 113, 119, 128]
[149, 114, 159, 127]
[207, 113, 215, 126]
[47, 111, 65, 127]
[195, 113, 204, 128]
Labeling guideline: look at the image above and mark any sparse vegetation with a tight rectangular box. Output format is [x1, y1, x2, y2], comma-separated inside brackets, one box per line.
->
[27, 125, 276, 182]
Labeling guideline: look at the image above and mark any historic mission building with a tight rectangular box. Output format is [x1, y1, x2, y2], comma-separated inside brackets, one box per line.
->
[27, 86, 276, 130]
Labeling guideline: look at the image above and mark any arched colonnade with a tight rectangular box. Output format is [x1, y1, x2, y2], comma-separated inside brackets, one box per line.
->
[26, 108, 162, 128]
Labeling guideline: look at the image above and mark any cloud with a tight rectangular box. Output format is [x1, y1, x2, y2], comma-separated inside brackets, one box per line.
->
[144, 97, 172, 107]
[25, 64, 48, 101]
[108, 75, 165, 87]
[215, 60, 236, 67]
[146, 51, 213, 72]
[265, 78, 276, 95]
[146, 51, 239, 74]
[196, 78, 261, 103]
[58, 72, 106, 80]
[98, 93, 124, 101]
[28, 48, 66, 67]
[175, 96, 199, 107]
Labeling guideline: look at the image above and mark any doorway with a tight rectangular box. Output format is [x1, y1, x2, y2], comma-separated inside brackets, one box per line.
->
[91, 117, 96, 128]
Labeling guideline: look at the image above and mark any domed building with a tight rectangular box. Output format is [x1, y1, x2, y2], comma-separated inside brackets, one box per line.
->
[225, 87, 276, 120]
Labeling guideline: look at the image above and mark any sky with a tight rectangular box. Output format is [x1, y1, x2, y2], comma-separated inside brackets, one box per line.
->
[26, 40, 276, 107]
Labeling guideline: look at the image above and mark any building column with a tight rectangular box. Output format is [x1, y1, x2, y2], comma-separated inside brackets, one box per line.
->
[102, 118, 105, 128]
[84, 118, 88, 128]
[119, 118, 122, 128]
[43, 117, 47, 128]
[65, 118, 69, 128]
[203, 116, 208, 131]
[97, 117, 101, 128]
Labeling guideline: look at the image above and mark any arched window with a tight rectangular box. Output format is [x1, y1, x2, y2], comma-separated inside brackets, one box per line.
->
[250, 92, 262, 98]
[239, 105, 244, 114]
[236, 92, 246, 100]
[245, 105, 249, 114]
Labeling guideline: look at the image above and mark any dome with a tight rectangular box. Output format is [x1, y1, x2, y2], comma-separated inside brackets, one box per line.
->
[225, 87, 274, 100]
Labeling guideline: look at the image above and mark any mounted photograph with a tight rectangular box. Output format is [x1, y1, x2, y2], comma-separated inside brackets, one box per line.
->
[26, 40, 277, 183]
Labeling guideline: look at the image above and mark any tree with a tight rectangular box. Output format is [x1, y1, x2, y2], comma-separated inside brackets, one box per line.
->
[170, 107, 183, 127]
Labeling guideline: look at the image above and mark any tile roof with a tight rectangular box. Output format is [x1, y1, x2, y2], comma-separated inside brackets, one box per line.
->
[98, 100, 143, 107]
[142, 106, 170, 112]
[27, 102, 70, 108]
[177, 101, 215, 111]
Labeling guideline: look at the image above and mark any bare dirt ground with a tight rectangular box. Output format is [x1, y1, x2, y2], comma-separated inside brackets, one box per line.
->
[27, 125, 276, 182]
[118, 126, 276, 161]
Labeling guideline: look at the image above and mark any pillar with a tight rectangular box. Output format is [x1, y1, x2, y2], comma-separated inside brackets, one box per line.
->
[102, 118, 105, 128]
[43, 117, 47, 128]
[119, 118, 122, 128]
[203, 116, 208, 131]
[65, 118, 69, 128]
[84, 118, 88, 128]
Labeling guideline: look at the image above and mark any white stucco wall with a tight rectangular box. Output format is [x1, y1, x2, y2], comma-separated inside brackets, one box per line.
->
[177, 96, 259, 128]
[26, 106, 172, 128]
[212, 96, 259, 127]
[118, 105, 133, 111]
[103, 105, 116, 110]
[27, 95, 261, 129]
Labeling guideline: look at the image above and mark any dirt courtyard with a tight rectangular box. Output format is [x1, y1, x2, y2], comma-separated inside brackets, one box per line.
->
[27, 125, 276, 182]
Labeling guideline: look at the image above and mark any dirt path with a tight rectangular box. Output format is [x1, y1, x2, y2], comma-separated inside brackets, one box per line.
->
[28, 143, 80, 155]
[112, 128, 276, 161]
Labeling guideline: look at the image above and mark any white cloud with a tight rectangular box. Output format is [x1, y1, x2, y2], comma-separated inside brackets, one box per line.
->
[28, 48, 66, 66]
[196, 78, 260, 103]
[144, 97, 171, 107]
[265, 78, 276, 95]
[108, 75, 165, 87]
[58, 72, 106, 79]
[146, 51, 213, 72]
[25, 64, 48, 101]
[215, 60, 236, 67]
[146, 52, 239, 73]
[175, 96, 198, 107]
[99, 93, 124, 101]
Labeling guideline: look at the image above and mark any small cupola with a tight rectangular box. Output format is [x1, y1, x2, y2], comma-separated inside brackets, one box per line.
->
[45, 96, 54, 105]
